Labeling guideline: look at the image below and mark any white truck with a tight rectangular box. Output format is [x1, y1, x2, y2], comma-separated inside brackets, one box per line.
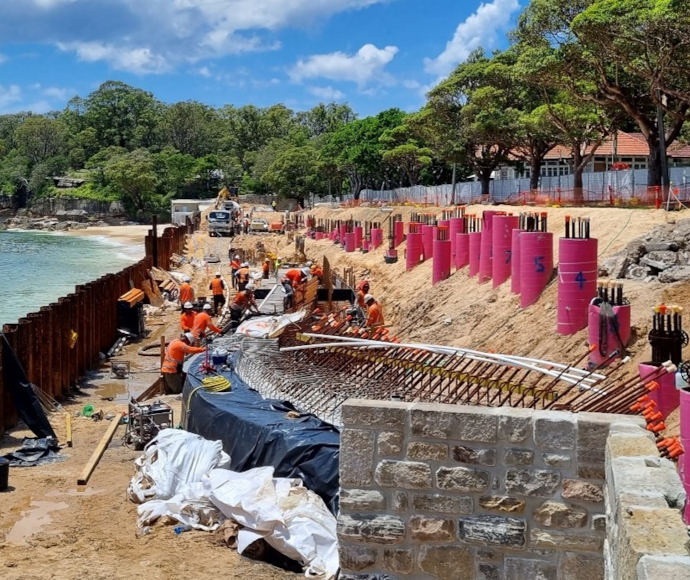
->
[208, 210, 234, 236]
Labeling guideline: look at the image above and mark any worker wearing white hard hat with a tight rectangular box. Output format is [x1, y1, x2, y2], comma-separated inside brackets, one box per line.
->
[161, 332, 206, 394]
[209, 271, 226, 315]
[180, 301, 197, 333]
[235, 262, 251, 291]
[179, 275, 194, 309]
[364, 294, 384, 328]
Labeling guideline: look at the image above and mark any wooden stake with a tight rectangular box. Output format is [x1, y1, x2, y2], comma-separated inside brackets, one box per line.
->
[65, 412, 72, 448]
[77, 413, 123, 486]
[160, 335, 166, 368]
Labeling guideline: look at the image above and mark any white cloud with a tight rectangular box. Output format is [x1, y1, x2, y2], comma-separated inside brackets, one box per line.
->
[197, 66, 212, 77]
[308, 86, 345, 101]
[0, 53, 7, 64]
[58, 41, 171, 74]
[0, 84, 22, 111]
[290, 44, 398, 86]
[42, 86, 72, 100]
[0, 1, 389, 74]
[424, 0, 520, 78]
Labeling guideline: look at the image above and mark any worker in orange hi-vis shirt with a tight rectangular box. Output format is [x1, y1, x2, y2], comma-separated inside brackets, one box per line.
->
[179, 276, 194, 307]
[191, 303, 222, 341]
[209, 272, 226, 315]
[160, 332, 206, 394]
[364, 294, 384, 328]
[180, 302, 196, 332]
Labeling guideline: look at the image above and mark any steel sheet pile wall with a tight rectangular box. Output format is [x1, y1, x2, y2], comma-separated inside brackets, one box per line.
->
[0, 222, 193, 434]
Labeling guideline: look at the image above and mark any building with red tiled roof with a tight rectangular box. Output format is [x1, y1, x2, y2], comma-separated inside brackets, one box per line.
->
[499, 130, 690, 180]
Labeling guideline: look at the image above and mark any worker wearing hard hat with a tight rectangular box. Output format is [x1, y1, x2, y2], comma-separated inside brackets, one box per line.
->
[191, 303, 222, 341]
[310, 262, 323, 283]
[274, 256, 283, 281]
[364, 294, 384, 328]
[230, 283, 261, 327]
[179, 276, 194, 308]
[161, 332, 206, 394]
[209, 272, 226, 315]
[235, 262, 251, 291]
[230, 255, 241, 289]
[180, 302, 196, 332]
[356, 280, 370, 309]
[262, 258, 270, 279]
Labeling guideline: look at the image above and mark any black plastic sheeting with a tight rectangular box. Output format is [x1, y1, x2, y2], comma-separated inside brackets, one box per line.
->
[1, 333, 56, 440]
[4, 436, 62, 466]
[181, 348, 340, 514]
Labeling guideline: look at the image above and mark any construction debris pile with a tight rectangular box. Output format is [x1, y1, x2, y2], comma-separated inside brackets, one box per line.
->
[599, 218, 690, 282]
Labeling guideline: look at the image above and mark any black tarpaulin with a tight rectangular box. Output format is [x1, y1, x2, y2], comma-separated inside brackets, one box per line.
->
[181, 351, 340, 514]
[1, 333, 57, 440]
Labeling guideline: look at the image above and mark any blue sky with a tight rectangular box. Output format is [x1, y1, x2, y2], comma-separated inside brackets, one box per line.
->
[0, 0, 522, 117]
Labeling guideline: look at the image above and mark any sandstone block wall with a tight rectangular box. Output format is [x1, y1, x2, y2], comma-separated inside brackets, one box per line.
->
[337, 400, 646, 579]
[604, 425, 690, 579]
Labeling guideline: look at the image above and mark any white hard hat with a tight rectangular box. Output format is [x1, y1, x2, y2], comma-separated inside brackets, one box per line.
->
[183, 301, 193, 309]
[306, 261, 313, 267]
[301, 267, 310, 276]
[241, 262, 249, 268]
[234, 255, 240, 259]
[246, 283, 255, 291]
[203, 303, 212, 310]
[277, 256, 283, 260]
[184, 332, 195, 342]
[364, 294, 375, 304]
[183, 276, 190, 282]
[215, 271, 221, 277]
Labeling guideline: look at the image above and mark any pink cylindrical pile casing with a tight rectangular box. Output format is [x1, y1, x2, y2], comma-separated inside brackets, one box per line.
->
[479, 211, 499, 284]
[455, 233, 469, 269]
[421, 225, 436, 260]
[343, 232, 356, 253]
[433, 239, 452, 285]
[519, 231, 553, 308]
[449, 217, 464, 260]
[558, 238, 598, 335]
[468, 232, 482, 277]
[511, 228, 521, 294]
[393, 221, 405, 248]
[639, 362, 679, 420]
[354, 226, 363, 249]
[492, 215, 519, 289]
[370, 228, 383, 249]
[406, 232, 423, 271]
[588, 304, 631, 366]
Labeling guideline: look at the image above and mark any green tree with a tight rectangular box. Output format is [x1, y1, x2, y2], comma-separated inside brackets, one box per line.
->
[152, 147, 196, 199]
[80, 81, 164, 150]
[296, 103, 356, 138]
[103, 149, 160, 216]
[380, 121, 433, 186]
[162, 101, 220, 157]
[262, 144, 323, 206]
[427, 49, 522, 197]
[516, 0, 690, 188]
[14, 116, 68, 166]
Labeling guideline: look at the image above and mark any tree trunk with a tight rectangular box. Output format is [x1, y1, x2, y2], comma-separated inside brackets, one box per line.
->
[529, 157, 542, 191]
[573, 149, 584, 205]
[646, 130, 663, 188]
[480, 168, 492, 198]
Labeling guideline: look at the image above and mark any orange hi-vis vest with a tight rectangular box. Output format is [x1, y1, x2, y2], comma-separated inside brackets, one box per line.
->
[285, 269, 303, 287]
[231, 290, 255, 311]
[191, 312, 221, 338]
[179, 282, 194, 303]
[366, 301, 384, 327]
[180, 311, 196, 332]
[210, 278, 225, 295]
[161, 339, 205, 374]
[230, 259, 241, 270]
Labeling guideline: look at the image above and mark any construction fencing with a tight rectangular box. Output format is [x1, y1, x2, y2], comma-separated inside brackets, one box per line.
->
[320, 167, 690, 207]
[0, 221, 195, 435]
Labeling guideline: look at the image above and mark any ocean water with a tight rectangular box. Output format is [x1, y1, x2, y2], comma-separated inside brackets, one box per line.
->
[0, 230, 144, 326]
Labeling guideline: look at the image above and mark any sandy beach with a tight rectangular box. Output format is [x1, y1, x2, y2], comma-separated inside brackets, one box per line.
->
[64, 223, 161, 248]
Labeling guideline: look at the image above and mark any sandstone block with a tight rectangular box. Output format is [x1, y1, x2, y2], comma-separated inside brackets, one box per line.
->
[607, 456, 686, 508]
[411, 406, 497, 442]
[383, 548, 414, 575]
[377, 431, 403, 457]
[607, 432, 658, 459]
[375, 460, 432, 489]
[578, 464, 605, 480]
[459, 515, 526, 547]
[454, 445, 496, 466]
[592, 514, 606, 532]
[534, 411, 576, 450]
[436, 466, 490, 492]
[530, 529, 603, 552]
[505, 469, 561, 497]
[637, 555, 690, 580]
[392, 491, 408, 512]
[504, 448, 534, 466]
[407, 441, 448, 461]
[413, 493, 474, 515]
[418, 545, 474, 578]
[340, 429, 375, 486]
[559, 553, 604, 580]
[561, 479, 604, 503]
[342, 400, 407, 430]
[576, 414, 612, 464]
[542, 453, 570, 467]
[479, 495, 526, 514]
[338, 515, 405, 545]
[409, 516, 456, 541]
[534, 501, 587, 528]
[340, 489, 386, 512]
[497, 408, 532, 443]
[339, 545, 378, 572]
[505, 558, 557, 580]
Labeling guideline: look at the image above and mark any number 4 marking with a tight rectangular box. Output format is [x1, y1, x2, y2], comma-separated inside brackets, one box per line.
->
[575, 271, 585, 290]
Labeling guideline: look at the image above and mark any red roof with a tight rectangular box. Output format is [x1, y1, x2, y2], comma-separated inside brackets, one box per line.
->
[543, 130, 690, 160]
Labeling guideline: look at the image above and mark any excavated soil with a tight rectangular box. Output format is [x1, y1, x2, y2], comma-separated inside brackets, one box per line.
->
[1, 204, 688, 577]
